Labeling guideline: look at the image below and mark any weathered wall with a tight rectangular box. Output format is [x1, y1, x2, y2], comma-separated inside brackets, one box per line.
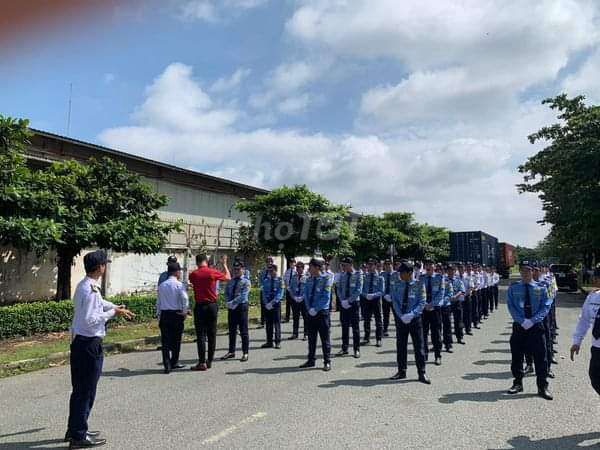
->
[0, 247, 58, 303]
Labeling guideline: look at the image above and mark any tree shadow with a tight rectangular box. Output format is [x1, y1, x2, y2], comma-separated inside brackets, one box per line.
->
[319, 377, 411, 388]
[355, 361, 414, 368]
[102, 367, 166, 378]
[0, 438, 66, 449]
[272, 354, 308, 361]
[0, 429, 45, 439]
[462, 371, 513, 381]
[481, 349, 511, 354]
[491, 432, 600, 449]
[439, 389, 538, 404]
[499, 332, 511, 336]
[473, 359, 511, 366]
[490, 340, 509, 344]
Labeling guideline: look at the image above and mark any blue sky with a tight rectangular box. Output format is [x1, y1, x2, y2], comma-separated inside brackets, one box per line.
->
[2, 0, 600, 247]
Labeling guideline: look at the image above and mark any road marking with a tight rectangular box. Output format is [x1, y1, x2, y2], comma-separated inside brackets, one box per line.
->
[201, 412, 267, 445]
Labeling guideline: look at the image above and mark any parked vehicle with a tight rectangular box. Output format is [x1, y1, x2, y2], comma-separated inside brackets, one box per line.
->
[449, 231, 498, 266]
[550, 264, 578, 291]
[498, 242, 515, 279]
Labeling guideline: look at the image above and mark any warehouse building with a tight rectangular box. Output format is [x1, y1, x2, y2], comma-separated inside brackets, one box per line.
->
[0, 130, 269, 303]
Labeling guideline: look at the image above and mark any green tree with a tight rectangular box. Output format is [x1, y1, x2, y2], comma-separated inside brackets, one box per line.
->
[519, 94, 600, 266]
[40, 157, 178, 299]
[236, 185, 352, 260]
[0, 115, 61, 253]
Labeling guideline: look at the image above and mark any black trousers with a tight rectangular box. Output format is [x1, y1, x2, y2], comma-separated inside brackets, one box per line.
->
[260, 291, 265, 325]
[264, 303, 281, 344]
[462, 295, 472, 333]
[290, 298, 307, 337]
[493, 285, 499, 309]
[422, 307, 442, 358]
[481, 288, 489, 317]
[159, 310, 185, 369]
[394, 314, 426, 374]
[550, 301, 558, 337]
[488, 287, 495, 312]
[194, 302, 218, 364]
[382, 298, 392, 333]
[340, 302, 361, 352]
[471, 291, 480, 325]
[543, 314, 553, 371]
[306, 310, 331, 363]
[441, 305, 453, 349]
[451, 302, 464, 340]
[589, 347, 600, 395]
[362, 295, 383, 341]
[285, 290, 292, 322]
[228, 303, 249, 354]
[67, 336, 103, 441]
[510, 322, 548, 389]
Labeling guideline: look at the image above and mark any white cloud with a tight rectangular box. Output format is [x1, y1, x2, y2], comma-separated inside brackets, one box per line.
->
[179, 0, 268, 22]
[563, 48, 600, 103]
[99, 62, 553, 246]
[210, 68, 251, 93]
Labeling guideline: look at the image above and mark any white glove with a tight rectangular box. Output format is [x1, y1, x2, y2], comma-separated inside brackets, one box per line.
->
[230, 302, 238, 310]
[521, 319, 534, 330]
[341, 300, 351, 309]
[308, 308, 317, 316]
[265, 302, 273, 310]
[401, 313, 414, 324]
[295, 296, 304, 303]
[366, 294, 374, 300]
[226, 301, 234, 310]
[384, 294, 392, 303]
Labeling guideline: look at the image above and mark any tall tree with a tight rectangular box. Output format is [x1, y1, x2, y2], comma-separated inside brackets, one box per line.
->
[236, 185, 352, 260]
[519, 94, 600, 266]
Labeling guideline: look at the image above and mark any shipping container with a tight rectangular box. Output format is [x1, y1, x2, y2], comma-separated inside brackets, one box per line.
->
[498, 242, 515, 278]
[449, 231, 499, 266]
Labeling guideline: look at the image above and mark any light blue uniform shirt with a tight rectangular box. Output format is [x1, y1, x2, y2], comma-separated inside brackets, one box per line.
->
[361, 271, 385, 297]
[225, 276, 251, 306]
[336, 270, 363, 303]
[390, 275, 426, 317]
[261, 275, 283, 305]
[288, 272, 307, 299]
[507, 280, 551, 324]
[156, 276, 190, 314]
[420, 273, 446, 307]
[71, 277, 116, 338]
[447, 277, 466, 302]
[304, 272, 333, 312]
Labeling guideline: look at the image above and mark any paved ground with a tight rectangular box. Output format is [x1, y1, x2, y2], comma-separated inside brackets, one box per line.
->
[1, 285, 599, 450]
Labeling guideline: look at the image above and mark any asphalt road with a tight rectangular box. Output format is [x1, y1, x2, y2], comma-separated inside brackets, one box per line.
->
[1, 285, 599, 450]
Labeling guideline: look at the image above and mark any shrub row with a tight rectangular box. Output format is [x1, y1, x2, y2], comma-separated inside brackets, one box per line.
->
[0, 287, 261, 339]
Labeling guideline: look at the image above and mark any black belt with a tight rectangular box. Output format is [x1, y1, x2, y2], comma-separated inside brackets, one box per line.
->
[74, 335, 102, 342]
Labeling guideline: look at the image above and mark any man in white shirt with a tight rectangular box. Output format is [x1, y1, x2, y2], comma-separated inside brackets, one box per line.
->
[157, 262, 190, 374]
[571, 289, 600, 395]
[283, 257, 296, 323]
[66, 250, 134, 448]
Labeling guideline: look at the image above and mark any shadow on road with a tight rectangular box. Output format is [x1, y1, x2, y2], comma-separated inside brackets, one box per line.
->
[0, 438, 65, 449]
[490, 340, 509, 344]
[226, 365, 304, 375]
[439, 389, 538, 404]
[355, 361, 414, 368]
[103, 367, 165, 377]
[318, 377, 410, 388]
[481, 349, 511, 354]
[491, 432, 600, 449]
[462, 371, 513, 381]
[473, 359, 511, 366]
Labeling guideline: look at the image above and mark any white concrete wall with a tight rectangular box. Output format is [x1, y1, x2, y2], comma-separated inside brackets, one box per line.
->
[0, 247, 58, 303]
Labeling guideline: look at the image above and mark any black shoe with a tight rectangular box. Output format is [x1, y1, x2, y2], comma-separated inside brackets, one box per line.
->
[69, 436, 107, 448]
[261, 343, 274, 349]
[457, 339, 465, 345]
[538, 388, 553, 400]
[445, 348, 453, 353]
[240, 354, 248, 362]
[383, 332, 389, 337]
[552, 339, 558, 345]
[474, 325, 480, 329]
[288, 335, 298, 340]
[508, 383, 523, 394]
[466, 331, 473, 336]
[163, 367, 171, 374]
[390, 371, 407, 380]
[434, 357, 442, 366]
[302, 335, 307, 341]
[323, 362, 332, 372]
[299, 360, 316, 369]
[361, 340, 370, 346]
[551, 357, 558, 365]
[548, 370, 555, 379]
[336, 349, 349, 357]
[221, 352, 236, 360]
[552, 349, 558, 354]
[65, 431, 101, 442]
[171, 363, 186, 370]
[354, 350, 361, 359]
[524, 364, 534, 374]
[257, 324, 265, 329]
[376, 340, 382, 348]
[424, 353, 429, 362]
[206, 360, 212, 369]
[418, 373, 431, 384]
[274, 343, 281, 349]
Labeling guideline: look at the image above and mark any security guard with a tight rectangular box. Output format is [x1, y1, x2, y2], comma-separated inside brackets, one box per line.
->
[389, 261, 430, 384]
[257, 256, 274, 328]
[447, 264, 466, 345]
[570, 289, 600, 395]
[65, 250, 135, 448]
[299, 258, 333, 371]
[283, 257, 296, 323]
[360, 258, 385, 347]
[156, 262, 189, 373]
[507, 263, 553, 400]
[221, 261, 251, 362]
[470, 264, 482, 329]
[533, 266, 556, 378]
[458, 263, 473, 336]
[287, 261, 307, 340]
[420, 259, 445, 365]
[439, 264, 454, 353]
[381, 259, 394, 337]
[492, 266, 500, 310]
[261, 264, 283, 349]
[158, 255, 178, 286]
[336, 256, 363, 358]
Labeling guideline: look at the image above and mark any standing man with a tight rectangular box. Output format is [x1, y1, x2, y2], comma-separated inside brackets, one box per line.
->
[439, 264, 454, 353]
[287, 261, 307, 341]
[506, 263, 552, 400]
[65, 250, 135, 448]
[189, 254, 231, 371]
[492, 266, 500, 310]
[336, 256, 363, 359]
[381, 259, 394, 337]
[156, 262, 189, 374]
[158, 255, 178, 287]
[360, 258, 385, 347]
[471, 264, 482, 329]
[258, 256, 274, 329]
[420, 259, 445, 366]
[283, 257, 296, 323]
[533, 266, 557, 378]
[299, 258, 333, 371]
[389, 261, 430, 384]
[447, 265, 466, 345]
[221, 261, 251, 362]
[570, 289, 600, 395]
[458, 264, 473, 336]
[261, 264, 283, 349]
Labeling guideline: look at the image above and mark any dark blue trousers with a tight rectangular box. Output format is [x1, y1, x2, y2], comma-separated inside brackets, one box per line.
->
[340, 302, 360, 352]
[306, 310, 331, 363]
[510, 322, 548, 389]
[228, 303, 249, 354]
[67, 336, 103, 441]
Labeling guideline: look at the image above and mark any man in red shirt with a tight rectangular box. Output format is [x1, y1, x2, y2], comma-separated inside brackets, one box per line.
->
[189, 254, 231, 371]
